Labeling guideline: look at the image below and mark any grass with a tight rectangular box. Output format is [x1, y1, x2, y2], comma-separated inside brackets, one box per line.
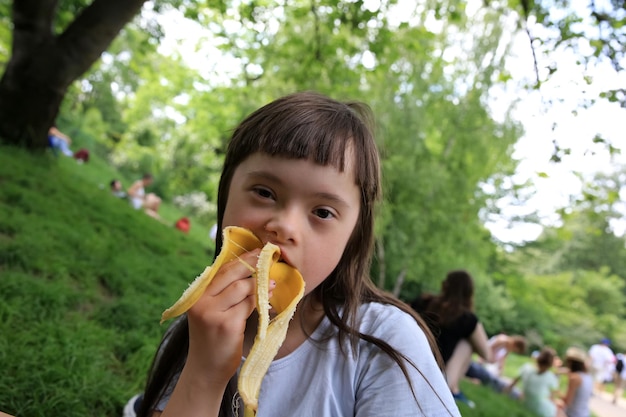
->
[0, 144, 557, 417]
[0, 145, 215, 416]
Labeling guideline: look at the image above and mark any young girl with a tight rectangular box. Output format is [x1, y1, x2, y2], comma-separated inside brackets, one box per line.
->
[559, 347, 593, 417]
[507, 347, 560, 417]
[137, 92, 460, 417]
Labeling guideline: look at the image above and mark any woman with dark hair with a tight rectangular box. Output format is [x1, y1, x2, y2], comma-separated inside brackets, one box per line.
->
[412, 269, 492, 408]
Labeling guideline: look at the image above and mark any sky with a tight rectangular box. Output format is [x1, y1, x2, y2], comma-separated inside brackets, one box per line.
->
[149, 1, 625, 244]
[485, 12, 626, 243]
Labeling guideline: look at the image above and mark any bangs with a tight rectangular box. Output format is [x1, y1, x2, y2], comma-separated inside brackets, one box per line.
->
[230, 94, 368, 173]
[255, 116, 353, 172]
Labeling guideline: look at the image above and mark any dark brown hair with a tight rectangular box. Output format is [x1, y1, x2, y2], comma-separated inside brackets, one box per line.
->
[566, 358, 588, 373]
[422, 269, 475, 326]
[139, 91, 447, 417]
[536, 347, 556, 370]
[511, 335, 527, 355]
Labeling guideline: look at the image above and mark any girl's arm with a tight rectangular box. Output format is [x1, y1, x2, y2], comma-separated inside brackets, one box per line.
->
[158, 370, 225, 417]
[561, 372, 582, 407]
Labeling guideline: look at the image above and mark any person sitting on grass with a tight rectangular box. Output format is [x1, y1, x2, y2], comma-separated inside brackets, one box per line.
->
[465, 333, 527, 393]
[127, 173, 162, 219]
[48, 125, 74, 157]
[411, 269, 493, 409]
[507, 346, 560, 417]
[110, 179, 127, 199]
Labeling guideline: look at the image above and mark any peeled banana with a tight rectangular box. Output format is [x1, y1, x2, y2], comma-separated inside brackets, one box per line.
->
[160, 226, 305, 416]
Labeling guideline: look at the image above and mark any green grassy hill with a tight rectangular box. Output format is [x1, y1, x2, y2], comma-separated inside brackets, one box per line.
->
[0, 145, 215, 416]
[0, 145, 537, 416]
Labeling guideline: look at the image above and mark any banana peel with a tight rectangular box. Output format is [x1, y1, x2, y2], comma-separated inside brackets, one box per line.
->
[160, 226, 305, 416]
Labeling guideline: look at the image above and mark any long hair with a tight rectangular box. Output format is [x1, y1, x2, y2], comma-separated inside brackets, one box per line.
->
[139, 91, 444, 417]
[426, 269, 475, 326]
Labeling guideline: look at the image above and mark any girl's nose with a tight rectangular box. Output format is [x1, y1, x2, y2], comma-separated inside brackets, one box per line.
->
[264, 208, 300, 244]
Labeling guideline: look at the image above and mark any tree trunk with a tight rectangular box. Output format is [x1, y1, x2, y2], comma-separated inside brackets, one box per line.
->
[392, 268, 406, 298]
[376, 238, 386, 288]
[0, 47, 67, 148]
[0, 0, 146, 149]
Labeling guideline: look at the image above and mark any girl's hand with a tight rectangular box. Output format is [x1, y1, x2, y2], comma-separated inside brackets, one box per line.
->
[184, 248, 265, 385]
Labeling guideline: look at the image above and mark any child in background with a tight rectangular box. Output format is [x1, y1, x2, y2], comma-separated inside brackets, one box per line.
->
[110, 179, 127, 199]
[136, 92, 460, 417]
[127, 174, 162, 219]
[507, 347, 560, 417]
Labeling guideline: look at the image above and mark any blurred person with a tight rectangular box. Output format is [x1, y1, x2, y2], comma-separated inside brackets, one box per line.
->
[507, 347, 560, 417]
[588, 338, 615, 394]
[127, 173, 161, 219]
[47, 125, 73, 157]
[484, 333, 528, 378]
[110, 179, 127, 199]
[412, 269, 493, 409]
[559, 347, 592, 417]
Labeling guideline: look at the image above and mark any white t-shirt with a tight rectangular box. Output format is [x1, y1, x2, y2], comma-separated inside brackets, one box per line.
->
[159, 302, 461, 417]
[588, 343, 615, 381]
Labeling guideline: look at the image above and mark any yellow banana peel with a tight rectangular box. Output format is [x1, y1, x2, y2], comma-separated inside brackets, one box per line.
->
[160, 226, 305, 416]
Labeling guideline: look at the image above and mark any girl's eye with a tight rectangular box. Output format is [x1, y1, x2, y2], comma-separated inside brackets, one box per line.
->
[314, 208, 334, 219]
[253, 187, 274, 199]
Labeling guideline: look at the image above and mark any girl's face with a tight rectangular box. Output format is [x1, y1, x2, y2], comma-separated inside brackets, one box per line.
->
[222, 152, 361, 295]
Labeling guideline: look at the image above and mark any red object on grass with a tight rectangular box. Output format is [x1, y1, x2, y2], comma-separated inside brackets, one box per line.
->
[175, 217, 190, 233]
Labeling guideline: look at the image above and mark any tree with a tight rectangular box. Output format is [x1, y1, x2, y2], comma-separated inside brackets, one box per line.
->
[0, 0, 145, 149]
[2, 0, 623, 154]
[503, 0, 625, 157]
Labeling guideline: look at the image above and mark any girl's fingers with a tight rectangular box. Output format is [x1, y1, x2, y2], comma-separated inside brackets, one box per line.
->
[206, 249, 261, 296]
[214, 278, 257, 311]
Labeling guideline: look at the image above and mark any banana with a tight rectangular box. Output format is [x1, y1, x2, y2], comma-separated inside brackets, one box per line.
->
[160, 226, 305, 416]
[238, 242, 305, 415]
[160, 226, 263, 323]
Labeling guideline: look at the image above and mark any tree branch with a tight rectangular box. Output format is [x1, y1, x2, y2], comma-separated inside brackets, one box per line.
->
[56, 0, 147, 84]
[519, 0, 540, 86]
[376, 238, 386, 288]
